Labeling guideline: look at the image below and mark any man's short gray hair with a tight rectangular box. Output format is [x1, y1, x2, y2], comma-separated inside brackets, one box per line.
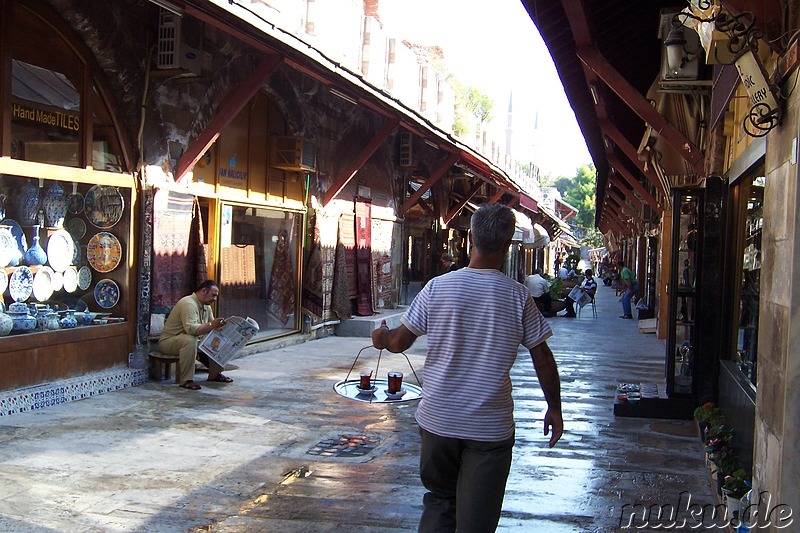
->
[470, 203, 516, 254]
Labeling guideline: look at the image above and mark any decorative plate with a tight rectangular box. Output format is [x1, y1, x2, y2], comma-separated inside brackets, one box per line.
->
[46, 229, 75, 272]
[77, 265, 92, 291]
[72, 236, 81, 265]
[84, 185, 124, 229]
[9, 266, 34, 302]
[0, 268, 7, 294]
[63, 266, 79, 293]
[32, 266, 55, 302]
[86, 232, 122, 273]
[50, 270, 64, 292]
[67, 192, 84, 214]
[65, 218, 87, 240]
[1, 219, 28, 254]
[94, 278, 120, 309]
[0, 227, 15, 268]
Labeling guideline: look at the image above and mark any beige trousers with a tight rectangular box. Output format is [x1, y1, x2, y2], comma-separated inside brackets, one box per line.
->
[158, 334, 222, 383]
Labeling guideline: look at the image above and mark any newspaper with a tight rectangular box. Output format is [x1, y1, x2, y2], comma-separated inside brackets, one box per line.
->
[199, 316, 259, 367]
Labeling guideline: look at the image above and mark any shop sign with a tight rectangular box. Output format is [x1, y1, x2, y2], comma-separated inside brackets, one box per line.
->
[12, 103, 80, 132]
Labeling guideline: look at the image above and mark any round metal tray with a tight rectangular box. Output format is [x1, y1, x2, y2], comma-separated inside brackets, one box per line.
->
[333, 378, 422, 403]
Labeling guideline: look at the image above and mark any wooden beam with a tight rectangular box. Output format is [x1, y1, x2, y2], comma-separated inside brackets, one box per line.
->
[607, 153, 662, 213]
[608, 194, 640, 223]
[577, 47, 704, 174]
[444, 180, 483, 225]
[488, 190, 505, 203]
[322, 118, 399, 206]
[176, 55, 282, 181]
[399, 152, 459, 215]
[505, 196, 519, 208]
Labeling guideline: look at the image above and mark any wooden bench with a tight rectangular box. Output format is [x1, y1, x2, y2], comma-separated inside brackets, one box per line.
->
[148, 351, 180, 383]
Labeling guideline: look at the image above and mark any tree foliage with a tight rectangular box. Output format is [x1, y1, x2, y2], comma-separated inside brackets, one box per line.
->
[544, 164, 603, 247]
[449, 75, 494, 136]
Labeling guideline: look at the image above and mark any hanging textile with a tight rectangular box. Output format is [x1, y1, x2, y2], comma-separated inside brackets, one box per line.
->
[354, 198, 374, 316]
[332, 239, 352, 321]
[191, 197, 208, 288]
[151, 190, 195, 313]
[266, 229, 296, 324]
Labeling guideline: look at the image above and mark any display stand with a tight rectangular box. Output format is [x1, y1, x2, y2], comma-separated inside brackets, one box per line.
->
[333, 345, 423, 404]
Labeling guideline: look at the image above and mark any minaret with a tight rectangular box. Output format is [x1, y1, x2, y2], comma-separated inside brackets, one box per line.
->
[505, 92, 513, 164]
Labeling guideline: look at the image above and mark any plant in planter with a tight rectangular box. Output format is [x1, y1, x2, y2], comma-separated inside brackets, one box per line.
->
[549, 277, 565, 301]
[722, 469, 751, 520]
[694, 402, 723, 442]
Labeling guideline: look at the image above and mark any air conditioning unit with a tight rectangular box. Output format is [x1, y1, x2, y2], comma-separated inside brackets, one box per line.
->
[270, 136, 317, 172]
[398, 130, 413, 167]
[157, 8, 203, 76]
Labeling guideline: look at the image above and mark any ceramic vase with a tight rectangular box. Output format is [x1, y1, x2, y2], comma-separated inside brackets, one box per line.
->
[8, 302, 36, 332]
[14, 181, 40, 227]
[59, 309, 78, 329]
[23, 226, 47, 266]
[43, 181, 67, 228]
[36, 307, 50, 330]
[81, 308, 93, 326]
[46, 312, 60, 331]
[0, 312, 12, 336]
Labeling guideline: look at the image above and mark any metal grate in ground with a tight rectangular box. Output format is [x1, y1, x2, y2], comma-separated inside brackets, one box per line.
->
[306, 434, 380, 457]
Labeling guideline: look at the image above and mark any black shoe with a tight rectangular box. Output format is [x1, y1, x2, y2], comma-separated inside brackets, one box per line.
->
[619, 315, 633, 319]
[564, 313, 577, 318]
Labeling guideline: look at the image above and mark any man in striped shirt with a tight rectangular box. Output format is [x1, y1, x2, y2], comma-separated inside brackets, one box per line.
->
[373, 203, 563, 533]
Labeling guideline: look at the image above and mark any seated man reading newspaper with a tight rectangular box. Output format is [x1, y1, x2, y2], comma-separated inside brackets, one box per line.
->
[158, 280, 231, 390]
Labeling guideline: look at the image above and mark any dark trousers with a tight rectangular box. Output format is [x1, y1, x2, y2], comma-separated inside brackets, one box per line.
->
[533, 293, 552, 314]
[418, 427, 515, 533]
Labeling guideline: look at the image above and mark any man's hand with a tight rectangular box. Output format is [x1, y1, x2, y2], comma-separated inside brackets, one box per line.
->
[371, 320, 389, 350]
[212, 317, 226, 329]
[543, 408, 563, 448]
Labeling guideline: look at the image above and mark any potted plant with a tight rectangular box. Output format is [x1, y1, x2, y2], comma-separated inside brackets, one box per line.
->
[693, 402, 723, 442]
[722, 468, 750, 517]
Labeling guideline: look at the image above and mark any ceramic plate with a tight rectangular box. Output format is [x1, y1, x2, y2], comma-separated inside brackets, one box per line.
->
[50, 270, 64, 292]
[1, 219, 28, 257]
[0, 268, 7, 294]
[33, 266, 55, 302]
[9, 266, 34, 302]
[0, 227, 15, 268]
[46, 229, 75, 272]
[77, 265, 92, 291]
[94, 278, 120, 309]
[63, 266, 79, 293]
[67, 192, 84, 214]
[84, 185, 124, 229]
[66, 218, 87, 240]
[72, 236, 81, 265]
[86, 232, 122, 273]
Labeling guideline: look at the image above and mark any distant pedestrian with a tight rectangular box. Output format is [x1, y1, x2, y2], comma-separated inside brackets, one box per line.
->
[439, 252, 460, 274]
[524, 268, 552, 317]
[372, 203, 563, 532]
[617, 260, 638, 319]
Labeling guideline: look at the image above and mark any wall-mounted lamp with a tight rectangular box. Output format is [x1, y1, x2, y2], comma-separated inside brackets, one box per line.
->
[666, 6, 780, 137]
[329, 87, 358, 106]
[148, 0, 183, 16]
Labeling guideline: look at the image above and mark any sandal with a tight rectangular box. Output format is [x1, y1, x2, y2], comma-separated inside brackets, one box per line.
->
[208, 374, 234, 383]
[179, 381, 202, 390]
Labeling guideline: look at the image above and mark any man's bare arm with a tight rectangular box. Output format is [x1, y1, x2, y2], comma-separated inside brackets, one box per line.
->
[371, 320, 417, 353]
[530, 341, 563, 447]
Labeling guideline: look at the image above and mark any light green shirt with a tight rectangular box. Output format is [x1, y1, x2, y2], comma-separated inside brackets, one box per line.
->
[620, 267, 637, 287]
[159, 293, 214, 341]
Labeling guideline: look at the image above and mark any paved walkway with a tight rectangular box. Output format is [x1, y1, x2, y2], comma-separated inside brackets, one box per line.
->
[0, 284, 715, 532]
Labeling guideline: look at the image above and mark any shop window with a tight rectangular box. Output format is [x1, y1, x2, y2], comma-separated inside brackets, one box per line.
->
[733, 174, 764, 387]
[4, 0, 129, 172]
[0, 175, 131, 332]
[218, 204, 302, 338]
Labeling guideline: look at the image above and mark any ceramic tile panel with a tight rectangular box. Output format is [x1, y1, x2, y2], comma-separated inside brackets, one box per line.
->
[0, 368, 148, 417]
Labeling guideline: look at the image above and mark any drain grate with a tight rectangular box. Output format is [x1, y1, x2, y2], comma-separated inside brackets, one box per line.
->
[306, 434, 380, 457]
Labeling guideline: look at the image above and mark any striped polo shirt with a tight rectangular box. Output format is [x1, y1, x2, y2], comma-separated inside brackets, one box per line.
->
[402, 267, 552, 441]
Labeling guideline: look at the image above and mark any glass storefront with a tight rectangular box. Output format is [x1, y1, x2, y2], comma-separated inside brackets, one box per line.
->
[732, 172, 764, 387]
[217, 204, 303, 339]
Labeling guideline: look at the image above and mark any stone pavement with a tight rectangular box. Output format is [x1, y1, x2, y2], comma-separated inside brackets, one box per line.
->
[0, 284, 716, 532]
